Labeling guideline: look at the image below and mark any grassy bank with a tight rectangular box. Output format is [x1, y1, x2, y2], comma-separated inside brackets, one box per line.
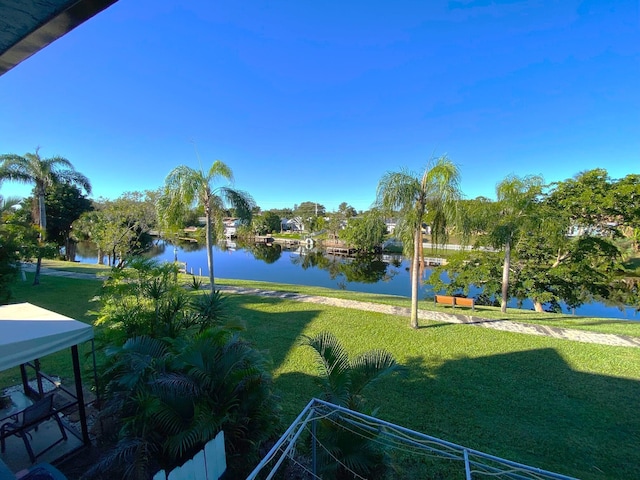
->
[26, 259, 640, 338]
[3, 269, 640, 478]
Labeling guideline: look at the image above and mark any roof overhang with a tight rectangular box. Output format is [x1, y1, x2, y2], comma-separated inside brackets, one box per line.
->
[0, 0, 118, 77]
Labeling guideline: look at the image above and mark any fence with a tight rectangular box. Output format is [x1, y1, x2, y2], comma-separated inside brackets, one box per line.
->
[152, 431, 226, 480]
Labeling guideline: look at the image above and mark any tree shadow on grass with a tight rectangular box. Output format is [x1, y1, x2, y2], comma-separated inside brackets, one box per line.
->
[268, 347, 640, 480]
[224, 290, 640, 479]
[417, 349, 640, 480]
[225, 294, 323, 371]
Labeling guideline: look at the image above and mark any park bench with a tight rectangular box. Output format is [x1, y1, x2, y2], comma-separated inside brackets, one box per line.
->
[434, 294, 475, 311]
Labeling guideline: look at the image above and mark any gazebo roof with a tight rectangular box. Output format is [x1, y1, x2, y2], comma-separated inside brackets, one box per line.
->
[0, 302, 93, 371]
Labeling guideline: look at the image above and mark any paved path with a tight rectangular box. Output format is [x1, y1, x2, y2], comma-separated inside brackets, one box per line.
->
[22, 264, 640, 348]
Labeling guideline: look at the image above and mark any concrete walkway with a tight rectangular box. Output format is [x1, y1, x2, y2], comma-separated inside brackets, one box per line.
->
[22, 263, 640, 348]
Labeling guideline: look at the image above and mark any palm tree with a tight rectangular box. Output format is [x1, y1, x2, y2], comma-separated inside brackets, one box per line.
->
[159, 160, 254, 291]
[491, 175, 544, 313]
[0, 148, 91, 284]
[301, 331, 401, 479]
[93, 329, 279, 479]
[376, 156, 462, 328]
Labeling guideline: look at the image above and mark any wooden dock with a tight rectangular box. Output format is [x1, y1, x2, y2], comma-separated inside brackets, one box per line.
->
[254, 235, 274, 244]
[326, 246, 357, 256]
[274, 238, 300, 248]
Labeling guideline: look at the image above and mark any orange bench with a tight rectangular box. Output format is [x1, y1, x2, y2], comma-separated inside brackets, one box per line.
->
[434, 295, 475, 311]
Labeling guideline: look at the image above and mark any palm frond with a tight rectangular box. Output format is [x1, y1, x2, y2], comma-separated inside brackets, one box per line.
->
[349, 349, 401, 396]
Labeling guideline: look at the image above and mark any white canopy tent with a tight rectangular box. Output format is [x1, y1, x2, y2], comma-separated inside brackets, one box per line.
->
[0, 303, 94, 371]
[0, 302, 94, 452]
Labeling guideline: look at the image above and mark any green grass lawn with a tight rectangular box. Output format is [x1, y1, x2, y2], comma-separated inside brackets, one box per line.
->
[37, 260, 640, 337]
[40, 259, 111, 275]
[218, 277, 640, 338]
[3, 267, 640, 479]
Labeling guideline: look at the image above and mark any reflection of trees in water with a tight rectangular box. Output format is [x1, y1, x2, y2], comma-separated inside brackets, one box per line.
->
[247, 243, 283, 264]
[177, 239, 204, 252]
[145, 242, 167, 258]
[290, 250, 400, 286]
[605, 277, 640, 312]
[290, 250, 330, 270]
[76, 241, 99, 258]
[340, 255, 397, 284]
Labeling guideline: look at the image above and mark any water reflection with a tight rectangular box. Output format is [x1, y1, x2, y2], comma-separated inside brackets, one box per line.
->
[74, 239, 639, 320]
[246, 243, 283, 264]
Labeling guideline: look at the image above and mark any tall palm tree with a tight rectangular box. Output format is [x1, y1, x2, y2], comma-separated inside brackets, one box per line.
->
[0, 148, 91, 284]
[0, 148, 91, 236]
[376, 156, 462, 328]
[491, 175, 544, 313]
[159, 160, 254, 290]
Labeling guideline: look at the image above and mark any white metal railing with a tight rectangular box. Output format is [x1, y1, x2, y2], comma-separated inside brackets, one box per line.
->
[247, 398, 578, 480]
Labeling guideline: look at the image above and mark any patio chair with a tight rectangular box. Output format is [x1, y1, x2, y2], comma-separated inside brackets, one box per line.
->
[0, 395, 67, 463]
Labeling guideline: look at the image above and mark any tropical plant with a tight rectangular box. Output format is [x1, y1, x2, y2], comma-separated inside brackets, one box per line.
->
[301, 331, 401, 479]
[252, 210, 281, 235]
[489, 175, 544, 313]
[0, 148, 91, 283]
[91, 329, 280, 479]
[0, 231, 20, 303]
[302, 332, 400, 479]
[90, 256, 280, 479]
[376, 156, 462, 328]
[158, 160, 255, 290]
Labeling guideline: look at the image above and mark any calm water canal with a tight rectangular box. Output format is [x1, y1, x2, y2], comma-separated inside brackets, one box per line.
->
[77, 241, 639, 321]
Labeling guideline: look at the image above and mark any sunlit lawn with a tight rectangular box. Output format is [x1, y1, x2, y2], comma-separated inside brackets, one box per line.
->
[219, 277, 640, 338]
[36, 260, 640, 337]
[3, 269, 640, 479]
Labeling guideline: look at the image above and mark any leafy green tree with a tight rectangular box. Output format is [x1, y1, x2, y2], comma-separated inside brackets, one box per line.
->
[0, 211, 21, 302]
[340, 209, 386, 253]
[432, 182, 621, 312]
[325, 212, 345, 239]
[610, 173, 640, 251]
[1, 200, 58, 288]
[337, 202, 357, 218]
[268, 207, 294, 219]
[302, 331, 401, 479]
[74, 193, 155, 266]
[546, 169, 614, 233]
[0, 148, 91, 283]
[376, 156, 462, 328]
[158, 161, 255, 290]
[252, 211, 281, 235]
[44, 182, 92, 260]
[294, 201, 326, 232]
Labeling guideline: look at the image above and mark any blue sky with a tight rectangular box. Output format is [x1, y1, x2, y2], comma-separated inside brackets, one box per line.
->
[1, 0, 638, 212]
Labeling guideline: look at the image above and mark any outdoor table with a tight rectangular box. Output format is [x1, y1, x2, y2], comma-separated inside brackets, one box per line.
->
[0, 391, 33, 424]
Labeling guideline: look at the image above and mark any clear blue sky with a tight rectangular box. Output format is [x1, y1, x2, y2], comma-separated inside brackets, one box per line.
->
[1, 0, 638, 212]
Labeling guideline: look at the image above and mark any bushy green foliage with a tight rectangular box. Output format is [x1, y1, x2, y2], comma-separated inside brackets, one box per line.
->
[301, 331, 402, 479]
[90, 257, 281, 479]
[0, 233, 20, 304]
[252, 211, 281, 235]
[340, 209, 386, 253]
